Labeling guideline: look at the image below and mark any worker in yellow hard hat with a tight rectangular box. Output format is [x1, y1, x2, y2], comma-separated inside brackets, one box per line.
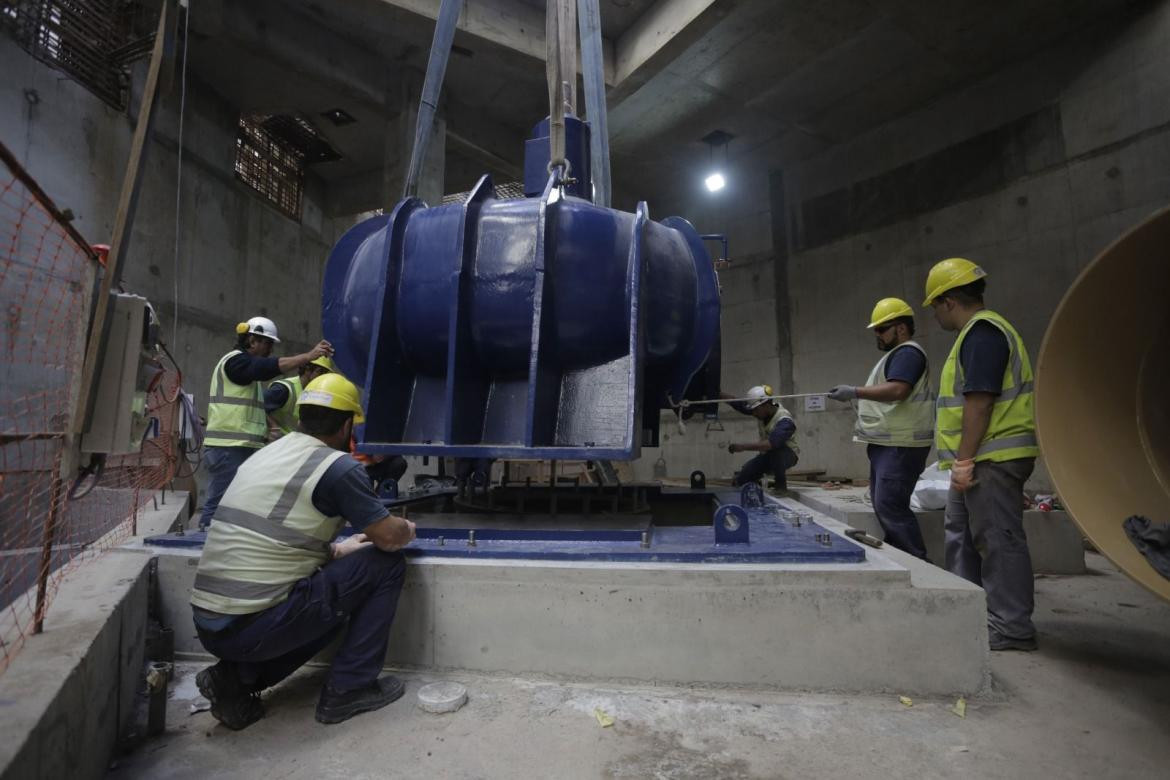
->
[825, 298, 936, 559]
[199, 317, 334, 529]
[924, 257, 1040, 652]
[267, 354, 337, 436]
[720, 383, 799, 491]
[191, 372, 416, 730]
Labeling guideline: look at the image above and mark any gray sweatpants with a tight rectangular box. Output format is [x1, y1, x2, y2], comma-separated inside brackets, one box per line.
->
[944, 458, 1036, 640]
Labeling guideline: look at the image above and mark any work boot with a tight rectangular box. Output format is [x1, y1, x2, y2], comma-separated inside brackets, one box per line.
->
[196, 662, 265, 730]
[989, 632, 1038, 652]
[315, 675, 406, 725]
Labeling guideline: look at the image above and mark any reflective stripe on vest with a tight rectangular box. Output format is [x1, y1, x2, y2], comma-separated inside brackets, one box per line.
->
[761, 405, 799, 454]
[190, 432, 347, 615]
[854, 341, 935, 448]
[204, 350, 268, 448]
[269, 376, 302, 434]
[935, 310, 1040, 469]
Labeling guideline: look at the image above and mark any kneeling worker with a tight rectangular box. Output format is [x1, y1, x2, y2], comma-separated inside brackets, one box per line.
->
[924, 258, 1040, 652]
[827, 298, 935, 559]
[191, 373, 417, 729]
[723, 385, 799, 490]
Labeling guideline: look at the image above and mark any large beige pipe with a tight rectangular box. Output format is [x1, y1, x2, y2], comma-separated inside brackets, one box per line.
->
[1037, 205, 1170, 602]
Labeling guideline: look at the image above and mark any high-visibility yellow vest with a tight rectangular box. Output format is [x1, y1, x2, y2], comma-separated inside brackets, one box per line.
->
[204, 350, 268, 448]
[190, 432, 348, 615]
[936, 310, 1039, 469]
[761, 405, 799, 454]
[854, 341, 935, 448]
[269, 376, 302, 434]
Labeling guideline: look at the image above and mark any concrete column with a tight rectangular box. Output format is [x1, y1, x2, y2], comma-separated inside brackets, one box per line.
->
[769, 169, 794, 394]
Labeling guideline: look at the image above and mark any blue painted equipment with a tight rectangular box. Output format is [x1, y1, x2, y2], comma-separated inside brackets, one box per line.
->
[322, 115, 720, 460]
[144, 490, 864, 564]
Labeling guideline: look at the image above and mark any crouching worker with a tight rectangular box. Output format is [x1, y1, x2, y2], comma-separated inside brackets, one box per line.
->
[723, 384, 800, 491]
[190, 374, 416, 729]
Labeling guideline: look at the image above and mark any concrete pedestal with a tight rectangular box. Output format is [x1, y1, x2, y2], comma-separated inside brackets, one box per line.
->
[151, 503, 990, 696]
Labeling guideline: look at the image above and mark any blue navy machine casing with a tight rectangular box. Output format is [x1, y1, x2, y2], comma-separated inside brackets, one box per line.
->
[322, 116, 720, 460]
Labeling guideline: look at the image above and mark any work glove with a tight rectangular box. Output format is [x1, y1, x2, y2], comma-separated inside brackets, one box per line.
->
[827, 385, 857, 402]
[950, 459, 977, 492]
[331, 533, 371, 559]
[727, 443, 740, 454]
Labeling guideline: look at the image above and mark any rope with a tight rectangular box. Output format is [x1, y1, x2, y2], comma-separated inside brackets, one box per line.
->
[668, 393, 827, 410]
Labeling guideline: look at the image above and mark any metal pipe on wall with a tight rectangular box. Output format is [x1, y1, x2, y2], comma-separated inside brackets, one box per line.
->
[1036, 205, 1170, 603]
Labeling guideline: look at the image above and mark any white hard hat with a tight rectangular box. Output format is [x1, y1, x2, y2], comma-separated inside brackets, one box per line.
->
[745, 384, 774, 409]
[244, 315, 280, 343]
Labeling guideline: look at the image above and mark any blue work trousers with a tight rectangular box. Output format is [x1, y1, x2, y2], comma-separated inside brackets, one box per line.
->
[195, 546, 406, 694]
[199, 446, 256, 529]
[867, 444, 930, 560]
[734, 446, 798, 491]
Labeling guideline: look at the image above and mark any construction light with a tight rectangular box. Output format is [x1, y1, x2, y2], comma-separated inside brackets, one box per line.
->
[705, 172, 726, 192]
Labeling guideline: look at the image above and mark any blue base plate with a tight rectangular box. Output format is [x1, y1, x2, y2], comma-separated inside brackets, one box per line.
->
[144, 495, 863, 564]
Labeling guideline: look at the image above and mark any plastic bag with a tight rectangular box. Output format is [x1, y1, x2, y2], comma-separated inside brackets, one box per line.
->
[910, 461, 949, 511]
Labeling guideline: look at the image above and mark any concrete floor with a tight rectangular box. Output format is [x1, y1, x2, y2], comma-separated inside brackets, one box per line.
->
[110, 552, 1170, 779]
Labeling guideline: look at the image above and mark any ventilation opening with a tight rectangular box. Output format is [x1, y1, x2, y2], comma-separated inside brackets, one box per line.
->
[233, 114, 341, 220]
[1, 0, 160, 109]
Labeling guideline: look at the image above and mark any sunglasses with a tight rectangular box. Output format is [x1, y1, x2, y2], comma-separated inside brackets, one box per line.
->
[874, 323, 897, 335]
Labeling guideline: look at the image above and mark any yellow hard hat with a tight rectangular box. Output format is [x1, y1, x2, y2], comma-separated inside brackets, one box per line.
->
[922, 257, 987, 306]
[308, 355, 336, 372]
[298, 373, 364, 424]
[866, 297, 913, 329]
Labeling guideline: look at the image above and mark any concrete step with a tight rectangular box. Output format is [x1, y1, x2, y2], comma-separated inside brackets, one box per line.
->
[792, 486, 1086, 574]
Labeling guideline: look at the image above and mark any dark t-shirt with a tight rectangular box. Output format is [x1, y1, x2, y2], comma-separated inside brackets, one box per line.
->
[265, 381, 291, 413]
[311, 455, 387, 532]
[728, 401, 796, 450]
[768, 417, 796, 449]
[883, 344, 926, 386]
[224, 351, 282, 386]
[959, 321, 1010, 395]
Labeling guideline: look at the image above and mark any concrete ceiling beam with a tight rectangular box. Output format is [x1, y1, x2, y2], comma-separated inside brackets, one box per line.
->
[607, 0, 744, 106]
[373, 0, 616, 84]
[194, 0, 394, 111]
[194, 0, 527, 188]
[448, 130, 525, 179]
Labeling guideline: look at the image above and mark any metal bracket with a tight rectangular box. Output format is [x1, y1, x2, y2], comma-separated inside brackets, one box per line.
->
[713, 504, 750, 544]
[690, 470, 706, 490]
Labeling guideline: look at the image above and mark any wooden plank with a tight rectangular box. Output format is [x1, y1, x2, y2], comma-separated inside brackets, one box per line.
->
[72, 2, 174, 436]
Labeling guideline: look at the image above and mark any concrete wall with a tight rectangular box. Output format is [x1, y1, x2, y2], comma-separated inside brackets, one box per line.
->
[636, 3, 1170, 486]
[0, 37, 349, 420]
[773, 2, 1170, 484]
[633, 160, 785, 480]
[0, 551, 152, 780]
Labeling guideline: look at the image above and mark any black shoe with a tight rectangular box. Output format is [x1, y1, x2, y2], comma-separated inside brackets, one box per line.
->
[989, 632, 1038, 652]
[315, 676, 406, 725]
[196, 662, 265, 730]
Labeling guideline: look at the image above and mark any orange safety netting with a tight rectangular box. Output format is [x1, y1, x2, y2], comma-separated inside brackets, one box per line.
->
[0, 147, 186, 675]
